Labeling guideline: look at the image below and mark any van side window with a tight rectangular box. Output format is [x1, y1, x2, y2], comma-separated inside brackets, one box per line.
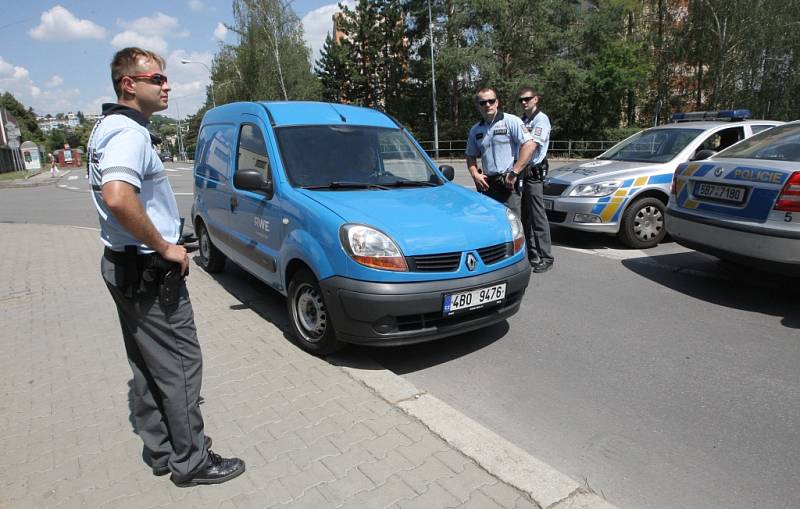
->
[237, 124, 271, 181]
[196, 125, 234, 182]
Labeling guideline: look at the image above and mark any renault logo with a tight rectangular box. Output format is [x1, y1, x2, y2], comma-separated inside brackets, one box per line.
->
[466, 253, 477, 271]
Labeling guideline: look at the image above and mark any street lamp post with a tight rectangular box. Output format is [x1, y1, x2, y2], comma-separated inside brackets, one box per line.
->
[180, 59, 216, 107]
[427, 0, 439, 160]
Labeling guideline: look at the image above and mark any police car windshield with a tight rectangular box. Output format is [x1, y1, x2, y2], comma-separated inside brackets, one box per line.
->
[598, 128, 704, 163]
[275, 125, 440, 189]
[715, 123, 800, 162]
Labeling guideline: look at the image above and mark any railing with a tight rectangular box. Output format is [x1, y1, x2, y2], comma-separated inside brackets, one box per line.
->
[417, 139, 620, 159]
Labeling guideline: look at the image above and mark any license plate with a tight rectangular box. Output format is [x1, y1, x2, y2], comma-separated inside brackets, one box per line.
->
[443, 283, 506, 315]
[544, 199, 554, 210]
[694, 182, 746, 204]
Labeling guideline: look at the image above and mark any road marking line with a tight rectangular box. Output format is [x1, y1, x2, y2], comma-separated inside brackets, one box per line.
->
[174, 192, 193, 196]
[68, 176, 78, 180]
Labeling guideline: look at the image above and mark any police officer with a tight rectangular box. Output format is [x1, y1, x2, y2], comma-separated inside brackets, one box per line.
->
[518, 87, 554, 273]
[88, 47, 244, 486]
[466, 88, 535, 219]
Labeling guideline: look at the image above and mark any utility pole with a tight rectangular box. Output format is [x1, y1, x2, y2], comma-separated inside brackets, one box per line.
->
[427, 0, 439, 159]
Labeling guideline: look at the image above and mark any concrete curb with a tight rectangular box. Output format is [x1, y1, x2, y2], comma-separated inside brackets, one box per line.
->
[335, 356, 619, 509]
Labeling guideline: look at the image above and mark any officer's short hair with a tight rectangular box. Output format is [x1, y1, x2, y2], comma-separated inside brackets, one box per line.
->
[474, 87, 498, 103]
[517, 86, 542, 101]
[111, 47, 166, 98]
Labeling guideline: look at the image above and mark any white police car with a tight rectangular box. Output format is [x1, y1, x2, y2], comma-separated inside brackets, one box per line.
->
[543, 110, 782, 248]
[666, 121, 800, 274]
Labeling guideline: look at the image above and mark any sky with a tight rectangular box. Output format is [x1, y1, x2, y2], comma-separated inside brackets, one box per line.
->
[0, 0, 354, 119]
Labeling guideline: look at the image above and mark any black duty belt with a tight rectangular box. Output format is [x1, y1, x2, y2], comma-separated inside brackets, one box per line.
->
[104, 246, 158, 265]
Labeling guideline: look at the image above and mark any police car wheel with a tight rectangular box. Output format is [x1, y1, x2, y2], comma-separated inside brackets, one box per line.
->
[618, 197, 666, 249]
[287, 269, 342, 355]
[197, 221, 226, 273]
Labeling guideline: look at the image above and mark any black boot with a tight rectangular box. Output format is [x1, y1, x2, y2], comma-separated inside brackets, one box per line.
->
[170, 451, 245, 487]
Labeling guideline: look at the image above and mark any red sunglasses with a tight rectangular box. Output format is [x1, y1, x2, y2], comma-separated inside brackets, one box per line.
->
[126, 73, 169, 86]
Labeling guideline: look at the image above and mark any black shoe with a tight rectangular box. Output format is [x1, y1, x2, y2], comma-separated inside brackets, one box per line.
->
[170, 451, 245, 487]
[152, 436, 213, 476]
[532, 260, 553, 273]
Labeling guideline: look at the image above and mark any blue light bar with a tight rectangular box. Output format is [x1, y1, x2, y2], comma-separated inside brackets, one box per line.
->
[716, 109, 751, 119]
[671, 109, 752, 122]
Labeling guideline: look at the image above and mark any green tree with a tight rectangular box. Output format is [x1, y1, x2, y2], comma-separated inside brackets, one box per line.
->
[0, 92, 45, 143]
[220, 0, 320, 104]
[316, 33, 352, 103]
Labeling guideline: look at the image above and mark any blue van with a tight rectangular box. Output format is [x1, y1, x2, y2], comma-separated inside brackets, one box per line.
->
[191, 101, 530, 354]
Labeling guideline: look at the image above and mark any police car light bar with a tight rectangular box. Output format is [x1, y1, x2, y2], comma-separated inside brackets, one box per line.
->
[671, 109, 752, 122]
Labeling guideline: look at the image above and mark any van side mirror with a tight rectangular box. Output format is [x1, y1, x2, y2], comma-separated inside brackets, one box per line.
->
[691, 149, 717, 161]
[439, 165, 455, 181]
[234, 169, 274, 198]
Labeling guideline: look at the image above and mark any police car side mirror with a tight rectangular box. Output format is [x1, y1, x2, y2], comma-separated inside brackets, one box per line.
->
[691, 149, 717, 161]
[234, 169, 274, 199]
[439, 165, 455, 181]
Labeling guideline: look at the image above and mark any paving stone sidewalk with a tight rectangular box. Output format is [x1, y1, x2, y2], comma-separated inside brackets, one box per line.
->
[0, 223, 541, 509]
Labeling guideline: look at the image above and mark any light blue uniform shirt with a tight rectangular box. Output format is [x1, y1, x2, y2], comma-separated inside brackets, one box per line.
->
[466, 112, 532, 176]
[521, 109, 551, 165]
[88, 106, 180, 254]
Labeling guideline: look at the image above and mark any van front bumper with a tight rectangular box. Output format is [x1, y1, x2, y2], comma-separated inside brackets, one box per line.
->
[318, 258, 531, 346]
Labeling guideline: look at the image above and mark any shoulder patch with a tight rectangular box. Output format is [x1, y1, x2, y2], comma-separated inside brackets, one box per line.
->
[534, 127, 542, 136]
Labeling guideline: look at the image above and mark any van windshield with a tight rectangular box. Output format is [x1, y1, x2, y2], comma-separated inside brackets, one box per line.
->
[598, 128, 704, 163]
[275, 125, 440, 189]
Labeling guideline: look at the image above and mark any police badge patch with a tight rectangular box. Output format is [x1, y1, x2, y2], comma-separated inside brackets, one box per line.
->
[534, 127, 542, 136]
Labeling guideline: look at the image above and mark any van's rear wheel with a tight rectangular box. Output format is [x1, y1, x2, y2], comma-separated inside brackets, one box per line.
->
[197, 221, 226, 272]
[618, 197, 666, 249]
[287, 269, 342, 355]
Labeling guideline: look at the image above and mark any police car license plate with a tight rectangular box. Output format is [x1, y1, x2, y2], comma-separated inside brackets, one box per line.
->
[443, 283, 506, 315]
[544, 199, 554, 210]
[695, 182, 746, 204]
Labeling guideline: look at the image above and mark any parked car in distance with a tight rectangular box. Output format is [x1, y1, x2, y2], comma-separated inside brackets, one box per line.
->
[159, 152, 173, 162]
[543, 110, 782, 248]
[666, 120, 800, 275]
[191, 101, 531, 354]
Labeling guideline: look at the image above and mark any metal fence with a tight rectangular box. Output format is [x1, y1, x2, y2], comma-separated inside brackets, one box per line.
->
[417, 139, 620, 159]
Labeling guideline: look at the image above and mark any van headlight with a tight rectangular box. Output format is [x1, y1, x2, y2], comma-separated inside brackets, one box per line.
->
[506, 208, 525, 253]
[568, 180, 622, 197]
[340, 224, 408, 271]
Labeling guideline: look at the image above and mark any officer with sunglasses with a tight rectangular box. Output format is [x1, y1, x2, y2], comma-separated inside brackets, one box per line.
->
[88, 47, 244, 487]
[466, 88, 535, 220]
[517, 87, 554, 273]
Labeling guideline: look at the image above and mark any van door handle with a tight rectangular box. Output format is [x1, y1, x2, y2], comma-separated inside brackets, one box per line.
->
[230, 196, 238, 212]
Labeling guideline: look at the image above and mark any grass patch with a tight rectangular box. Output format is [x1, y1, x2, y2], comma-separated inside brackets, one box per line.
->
[0, 170, 38, 181]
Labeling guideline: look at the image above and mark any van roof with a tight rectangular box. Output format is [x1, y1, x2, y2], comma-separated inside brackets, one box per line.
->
[261, 101, 399, 128]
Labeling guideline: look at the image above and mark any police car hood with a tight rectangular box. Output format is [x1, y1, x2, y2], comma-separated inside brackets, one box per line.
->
[299, 185, 513, 254]
[548, 159, 666, 184]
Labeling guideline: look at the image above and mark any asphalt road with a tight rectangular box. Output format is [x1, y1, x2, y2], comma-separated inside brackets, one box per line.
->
[2, 162, 798, 509]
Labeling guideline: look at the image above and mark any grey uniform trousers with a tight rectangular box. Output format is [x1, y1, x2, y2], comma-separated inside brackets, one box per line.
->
[480, 174, 523, 219]
[101, 256, 208, 477]
[521, 177, 554, 263]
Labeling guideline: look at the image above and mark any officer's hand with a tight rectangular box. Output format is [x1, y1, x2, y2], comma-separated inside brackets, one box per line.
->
[473, 173, 489, 192]
[162, 243, 190, 276]
[504, 171, 518, 190]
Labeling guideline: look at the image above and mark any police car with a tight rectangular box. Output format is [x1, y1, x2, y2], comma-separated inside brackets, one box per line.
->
[666, 121, 800, 274]
[543, 110, 782, 248]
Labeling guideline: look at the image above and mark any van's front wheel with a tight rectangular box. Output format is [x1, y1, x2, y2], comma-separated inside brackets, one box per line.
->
[287, 269, 343, 355]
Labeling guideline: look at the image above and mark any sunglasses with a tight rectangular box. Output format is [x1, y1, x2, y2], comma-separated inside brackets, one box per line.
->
[127, 73, 169, 86]
[518, 96, 535, 103]
[478, 98, 497, 106]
